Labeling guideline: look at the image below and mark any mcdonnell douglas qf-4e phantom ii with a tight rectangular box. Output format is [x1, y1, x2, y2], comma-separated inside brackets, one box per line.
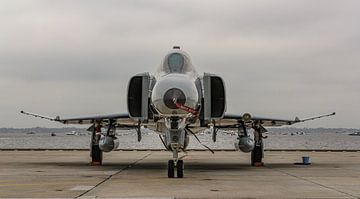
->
[21, 46, 336, 178]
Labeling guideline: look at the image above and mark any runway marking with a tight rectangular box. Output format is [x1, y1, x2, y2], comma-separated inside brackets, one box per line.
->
[75, 152, 152, 198]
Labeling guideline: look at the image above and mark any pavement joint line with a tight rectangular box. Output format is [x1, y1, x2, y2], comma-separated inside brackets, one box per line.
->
[265, 165, 359, 199]
[1, 148, 360, 152]
[74, 152, 152, 199]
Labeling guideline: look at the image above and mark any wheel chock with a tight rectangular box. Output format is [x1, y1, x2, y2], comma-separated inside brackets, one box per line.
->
[254, 162, 264, 167]
[90, 161, 102, 166]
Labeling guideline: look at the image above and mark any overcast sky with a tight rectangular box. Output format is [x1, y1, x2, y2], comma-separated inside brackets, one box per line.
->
[1, 0, 359, 128]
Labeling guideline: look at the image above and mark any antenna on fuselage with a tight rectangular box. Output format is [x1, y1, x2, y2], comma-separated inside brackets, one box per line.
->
[173, 46, 180, 49]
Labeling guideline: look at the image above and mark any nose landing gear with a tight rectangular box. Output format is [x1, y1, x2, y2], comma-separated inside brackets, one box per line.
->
[176, 160, 184, 178]
[168, 146, 184, 178]
[168, 159, 184, 178]
[168, 160, 175, 178]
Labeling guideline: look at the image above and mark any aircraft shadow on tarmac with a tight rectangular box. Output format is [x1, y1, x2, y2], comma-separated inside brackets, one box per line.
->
[24, 161, 340, 171]
[265, 162, 343, 169]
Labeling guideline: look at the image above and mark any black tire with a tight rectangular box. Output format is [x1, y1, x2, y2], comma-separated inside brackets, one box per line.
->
[177, 160, 184, 178]
[251, 146, 263, 166]
[168, 160, 175, 178]
[91, 145, 103, 165]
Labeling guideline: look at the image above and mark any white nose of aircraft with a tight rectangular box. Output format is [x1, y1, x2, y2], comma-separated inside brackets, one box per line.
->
[151, 73, 199, 116]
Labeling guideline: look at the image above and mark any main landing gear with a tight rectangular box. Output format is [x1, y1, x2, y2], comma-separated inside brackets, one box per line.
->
[251, 141, 263, 166]
[90, 123, 103, 165]
[251, 125, 265, 166]
[91, 145, 103, 165]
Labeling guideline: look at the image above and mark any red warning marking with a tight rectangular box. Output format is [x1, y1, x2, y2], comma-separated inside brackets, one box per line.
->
[175, 103, 199, 116]
[254, 162, 264, 167]
[95, 125, 102, 133]
[90, 161, 102, 166]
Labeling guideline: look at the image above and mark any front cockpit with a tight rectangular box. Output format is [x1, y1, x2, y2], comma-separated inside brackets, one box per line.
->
[151, 47, 200, 117]
[157, 47, 197, 77]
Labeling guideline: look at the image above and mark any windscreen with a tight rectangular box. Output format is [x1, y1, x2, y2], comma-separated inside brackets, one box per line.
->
[158, 51, 196, 76]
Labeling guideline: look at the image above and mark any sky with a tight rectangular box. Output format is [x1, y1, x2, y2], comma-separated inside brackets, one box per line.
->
[0, 0, 359, 128]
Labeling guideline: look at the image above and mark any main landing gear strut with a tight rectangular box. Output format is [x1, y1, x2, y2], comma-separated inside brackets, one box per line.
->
[90, 123, 103, 165]
[251, 125, 265, 166]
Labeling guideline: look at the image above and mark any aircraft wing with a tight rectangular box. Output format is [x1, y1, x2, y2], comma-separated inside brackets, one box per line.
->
[215, 112, 336, 128]
[20, 111, 139, 128]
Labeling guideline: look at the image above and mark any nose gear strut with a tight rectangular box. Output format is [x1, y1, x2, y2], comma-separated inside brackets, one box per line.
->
[167, 143, 184, 178]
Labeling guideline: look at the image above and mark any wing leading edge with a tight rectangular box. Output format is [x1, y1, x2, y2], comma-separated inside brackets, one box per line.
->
[21, 110, 336, 128]
[20, 111, 139, 128]
[215, 112, 336, 128]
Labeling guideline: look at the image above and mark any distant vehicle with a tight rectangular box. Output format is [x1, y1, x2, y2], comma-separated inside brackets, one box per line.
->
[51, 132, 56, 136]
[66, 131, 77, 135]
[349, 132, 360, 136]
[26, 132, 35, 134]
[21, 46, 336, 178]
[65, 131, 86, 136]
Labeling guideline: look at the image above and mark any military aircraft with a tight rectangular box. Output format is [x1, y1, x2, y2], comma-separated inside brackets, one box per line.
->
[21, 46, 335, 178]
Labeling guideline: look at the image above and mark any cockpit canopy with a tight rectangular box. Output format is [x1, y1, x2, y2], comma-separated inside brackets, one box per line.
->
[157, 50, 196, 76]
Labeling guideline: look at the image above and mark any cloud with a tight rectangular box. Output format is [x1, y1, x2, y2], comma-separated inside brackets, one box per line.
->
[0, 0, 359, 128]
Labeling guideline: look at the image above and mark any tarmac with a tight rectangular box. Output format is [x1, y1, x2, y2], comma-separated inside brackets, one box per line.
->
[0, 150, 359, 199]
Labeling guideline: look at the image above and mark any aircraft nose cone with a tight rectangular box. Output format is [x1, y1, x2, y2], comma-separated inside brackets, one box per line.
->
[163, 88, 186, 109]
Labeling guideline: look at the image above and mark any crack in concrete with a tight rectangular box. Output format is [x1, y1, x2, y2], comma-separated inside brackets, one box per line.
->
[266, 165, 358, 199]
[74, 152, 152, 199]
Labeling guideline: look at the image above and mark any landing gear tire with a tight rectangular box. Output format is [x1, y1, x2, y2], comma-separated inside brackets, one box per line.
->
[91, 145, 103, 165]
[168, 160, 175, 178]
[177, 160, 184, 178]
[251, 145, 263, 166]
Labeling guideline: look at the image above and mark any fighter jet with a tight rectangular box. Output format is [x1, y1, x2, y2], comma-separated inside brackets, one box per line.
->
[21, 46, 335, 178]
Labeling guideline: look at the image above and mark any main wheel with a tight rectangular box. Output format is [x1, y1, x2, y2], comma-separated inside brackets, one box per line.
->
[177, 160, 184, 178]
[91, 145, 103, 165]
[251, 145, 263, 166]
[168, 160, 175, 178]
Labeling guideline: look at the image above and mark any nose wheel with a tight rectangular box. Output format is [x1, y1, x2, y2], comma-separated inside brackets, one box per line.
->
[168, 160, 175, 178]
[177, 160, 184, 178]
[167, 160, 184, 178]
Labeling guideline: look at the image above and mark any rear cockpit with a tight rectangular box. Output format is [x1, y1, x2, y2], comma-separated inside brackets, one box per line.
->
[157, 46, 197, 77]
